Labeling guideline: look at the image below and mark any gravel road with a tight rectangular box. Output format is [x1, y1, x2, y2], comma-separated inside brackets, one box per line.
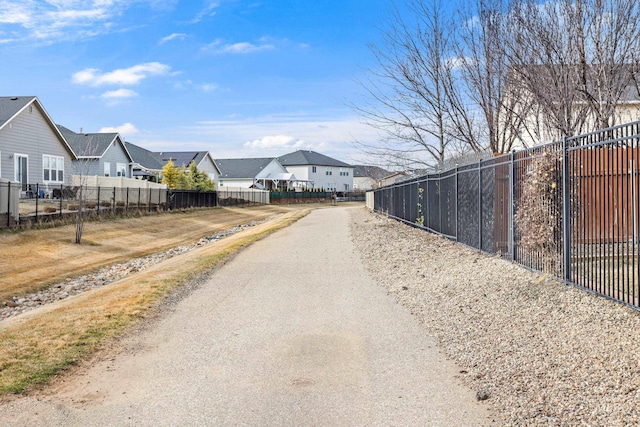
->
[0, 207, 495, 426]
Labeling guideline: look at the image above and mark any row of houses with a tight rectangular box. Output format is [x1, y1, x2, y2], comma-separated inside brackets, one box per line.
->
[0, 96, 383, 196]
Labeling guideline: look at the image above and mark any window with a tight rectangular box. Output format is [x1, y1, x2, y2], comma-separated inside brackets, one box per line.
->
[104, 162, 111, 177]
[312, 166, 317, 173]
[43, 155, 64, 183]
[116, 163, 127, 177]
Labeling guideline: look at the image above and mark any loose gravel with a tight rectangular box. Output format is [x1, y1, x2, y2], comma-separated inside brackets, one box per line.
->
[350, 207, 640, 426]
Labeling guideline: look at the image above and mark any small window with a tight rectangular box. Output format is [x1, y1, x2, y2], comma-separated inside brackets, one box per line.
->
[104, 162, 110, 177]
[312, 166, 317, 173]
[116, 163, 127, 177]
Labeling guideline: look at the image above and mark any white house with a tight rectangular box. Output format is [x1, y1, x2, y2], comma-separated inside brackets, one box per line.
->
[277, 150, 353, 192]
[215, 157, 296, 190]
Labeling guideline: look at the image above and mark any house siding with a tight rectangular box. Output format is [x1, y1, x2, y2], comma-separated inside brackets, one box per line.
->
[198, 157, 219, 182]
[287, 165, 353, 191]
[0, 103, 73, 185]
[101, 141, 131, 178]
[255, 159, 289, 180]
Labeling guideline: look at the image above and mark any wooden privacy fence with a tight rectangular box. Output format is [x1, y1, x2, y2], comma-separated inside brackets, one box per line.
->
[571, 147, 640, 244]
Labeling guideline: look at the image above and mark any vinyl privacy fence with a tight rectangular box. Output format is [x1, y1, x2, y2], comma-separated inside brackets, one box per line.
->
[373, 121, 640, 310]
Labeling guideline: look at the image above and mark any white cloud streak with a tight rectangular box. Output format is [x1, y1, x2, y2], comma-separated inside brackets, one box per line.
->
[244, 135, 311, 150]
[72, 62, 173, 86]
[99, 122, 139, 135]
[101, 88, 139, 99]
[159, 32, 186, 44]
[0, 0, 158, 44]
[203, 38, 275, 54]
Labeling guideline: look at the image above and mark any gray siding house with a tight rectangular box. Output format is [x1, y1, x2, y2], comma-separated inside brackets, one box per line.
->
[124, 141, 165, 182]
[0, 96, 76, 191]
[57, 126, 133, 178]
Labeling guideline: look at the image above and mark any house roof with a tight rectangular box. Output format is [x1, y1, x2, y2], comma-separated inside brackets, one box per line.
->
[57, 125, 130, 160]
[215, 158, 277, 179]
[157, 151, 207, 167]
[353, 165, 390, 180]
[0, 96, 77, 158]
[277, 150, 352, 168]
[124, 141, 165, 172]
[0, 96, 34, 129]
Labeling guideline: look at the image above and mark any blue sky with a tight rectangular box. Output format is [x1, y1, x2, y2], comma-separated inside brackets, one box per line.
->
[0, 0, 392, 164]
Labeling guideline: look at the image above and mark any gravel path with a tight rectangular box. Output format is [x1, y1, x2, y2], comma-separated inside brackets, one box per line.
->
[0, 207, 495, 426]
[350, 207, 640, 426]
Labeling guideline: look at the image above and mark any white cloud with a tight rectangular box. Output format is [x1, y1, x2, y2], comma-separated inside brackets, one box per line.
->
[99, 122, 139, 136]
[244, 135, 310, 150]
[72, 62, 173, 86]
[199, 83, 218, 92]
[159, 32, 186, 44]
[101, 88, 139, 99]
[190, 1, 219, 24]
[0, 0, 155, 43]
[203, 39, 275, 54]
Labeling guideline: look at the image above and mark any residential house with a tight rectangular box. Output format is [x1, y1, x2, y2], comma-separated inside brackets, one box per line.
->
[157, 151, 220, 182]
[124, 141, 165, 182]
[0, 96, 76, 191]
[508, 65, 640, 149]
[57, 125, 133, 178]
[215, 157, 296, 190]
[353, 165, 390, 191]
[277, 150, 354, 192]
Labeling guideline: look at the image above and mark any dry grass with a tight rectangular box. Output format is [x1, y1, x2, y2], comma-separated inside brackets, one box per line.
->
[0, 205, 304, 302]
[0, 207, 311, 395]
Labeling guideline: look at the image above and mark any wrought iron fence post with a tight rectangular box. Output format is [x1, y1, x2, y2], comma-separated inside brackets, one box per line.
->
[478, 160, 482, 251]
[59, 184, 63, 217]
[34, 183, 39, 223]
[509, 151, 515, 261]
[562, 136, 571, 283]
[455, 165, 459, 242]
[7, 182, 12, 228]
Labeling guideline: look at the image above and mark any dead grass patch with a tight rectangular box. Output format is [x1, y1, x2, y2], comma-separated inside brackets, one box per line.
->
[0, 205, 303, 302]
[0, 209, 310, 395]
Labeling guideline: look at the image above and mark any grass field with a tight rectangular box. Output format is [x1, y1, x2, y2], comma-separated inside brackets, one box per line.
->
[0, 203, 352, 395]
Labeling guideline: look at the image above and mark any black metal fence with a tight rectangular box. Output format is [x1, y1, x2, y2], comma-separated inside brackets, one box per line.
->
[373, 121, 640, 310]
[0, 184, 239, 229]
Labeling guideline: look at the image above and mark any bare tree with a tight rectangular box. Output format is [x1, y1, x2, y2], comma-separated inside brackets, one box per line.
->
[507, 0, 640, 141]
[454, 0, 534, 153]
[352, 0, 461, 168]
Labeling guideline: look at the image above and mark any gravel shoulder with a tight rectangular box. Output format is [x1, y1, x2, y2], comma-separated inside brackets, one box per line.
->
[350, 207, 640, 426]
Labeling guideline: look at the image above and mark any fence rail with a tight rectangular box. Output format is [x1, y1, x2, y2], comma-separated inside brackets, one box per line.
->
[0, 184, 257, 230]
[372, 120, 640, 310]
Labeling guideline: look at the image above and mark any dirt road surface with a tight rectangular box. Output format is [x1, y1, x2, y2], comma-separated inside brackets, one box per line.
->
[0, 207, 495, 426]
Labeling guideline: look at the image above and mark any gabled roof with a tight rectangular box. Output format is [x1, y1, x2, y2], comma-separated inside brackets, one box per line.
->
[353, 165, 390, 180]
[277, 150, 352, 168]
[157, 151, 206, 167]
[124, 141, 165, 171]
[0, 96, 76, 158]
[57, 125, 131, 160]
[0, 96, 33, 129]
[215, 158, 277, 179]
[157, 151, 221, 174]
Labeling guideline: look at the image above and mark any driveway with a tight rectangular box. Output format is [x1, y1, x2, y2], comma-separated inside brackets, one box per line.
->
[0, 207, 495, 426]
